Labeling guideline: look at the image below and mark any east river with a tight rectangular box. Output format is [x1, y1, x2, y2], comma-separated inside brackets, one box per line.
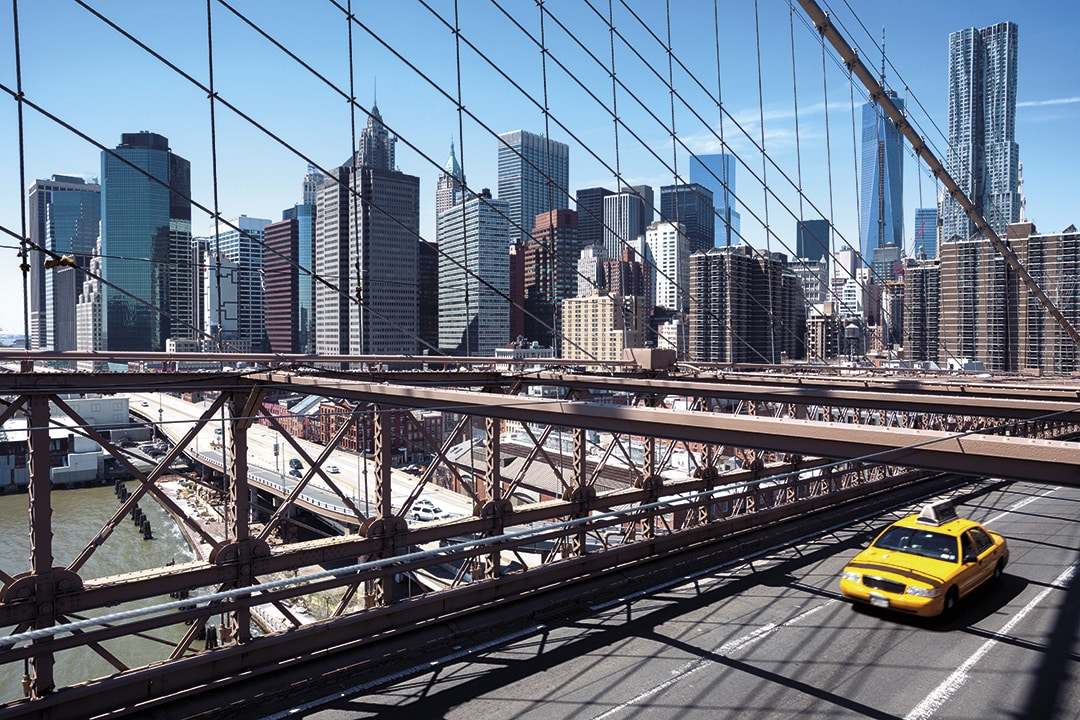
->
[0, 485, 195, 704]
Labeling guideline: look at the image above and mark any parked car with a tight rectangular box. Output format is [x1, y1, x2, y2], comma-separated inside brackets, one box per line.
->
[839, 500, 1008, 617]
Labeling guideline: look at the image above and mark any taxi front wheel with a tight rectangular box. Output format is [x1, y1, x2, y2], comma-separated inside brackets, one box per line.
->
[941, 586, 959, 617]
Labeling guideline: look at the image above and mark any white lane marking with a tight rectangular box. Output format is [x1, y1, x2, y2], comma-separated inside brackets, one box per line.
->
[983, 486, 1059, 526]
[905, 560, 1078, 720]
[590, 600, 836, 720]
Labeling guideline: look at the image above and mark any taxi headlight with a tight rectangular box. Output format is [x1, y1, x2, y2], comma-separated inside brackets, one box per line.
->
[905, 586, 941, 598]
[841, 570, 861, 583]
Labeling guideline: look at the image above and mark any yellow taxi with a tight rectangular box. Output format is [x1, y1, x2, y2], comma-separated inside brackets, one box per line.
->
[839, 500, 1009, 617]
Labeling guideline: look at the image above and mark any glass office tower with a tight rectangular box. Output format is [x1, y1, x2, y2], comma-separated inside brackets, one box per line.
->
[497, 129, 569, 244]
[28, 175, 100, 351]
[99, 131, 191, 351]
[859, 91, 905, 267]
[689, 154, 740, 246]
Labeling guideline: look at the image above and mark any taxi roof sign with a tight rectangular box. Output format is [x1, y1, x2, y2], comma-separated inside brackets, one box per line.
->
[917, 500, 959, 526]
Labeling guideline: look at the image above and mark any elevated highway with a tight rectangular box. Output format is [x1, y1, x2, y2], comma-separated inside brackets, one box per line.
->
[127, 391, 472, 528]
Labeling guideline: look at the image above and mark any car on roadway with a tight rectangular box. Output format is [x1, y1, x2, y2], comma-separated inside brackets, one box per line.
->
[326, 465, 340, 473]
[411, 504, 447, 522]
[839, 500, 1008, 617]
[289, 469, 302, 478]
[289, 458, 302, 470]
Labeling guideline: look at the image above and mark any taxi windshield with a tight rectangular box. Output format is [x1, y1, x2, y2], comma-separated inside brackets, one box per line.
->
[872, 526, 958, 563]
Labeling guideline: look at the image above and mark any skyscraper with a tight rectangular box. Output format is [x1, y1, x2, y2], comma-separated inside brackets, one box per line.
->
[796, 219, 831, 264]
[689, 154, 740, 246]
[660, 183, 714, 253]
[264, 203, 315, 354]
[575, 186, 614, 249]
[645, 221, 689, 313]
[314, 103, 421, 357]
[523, 209, 579, 350]
[913, 207, 938, 259]
[210, 215, 269, 353]
[859, 90, 905, 266]
[28, 175, 100, 352]
[497, 130, 569, 244]
[943, 22, 1020, 242]
[436, 140, 464, 218]
[99, 131, 191, 351]
[437, 189, 511, 355]
[603, 187, 652, 262]
[688, 246, 804, 364]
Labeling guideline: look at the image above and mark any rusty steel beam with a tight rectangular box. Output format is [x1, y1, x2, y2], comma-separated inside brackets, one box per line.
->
[257, 375, 1080, 486]
[525, 373, 1080, 421]
[5, 369, 1080, 424]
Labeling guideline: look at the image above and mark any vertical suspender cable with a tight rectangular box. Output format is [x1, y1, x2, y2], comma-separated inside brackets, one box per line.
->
[12, 0, 30, 350]
[848, 67, 864, 279]
[606, 0, 627, 351]
[752, 0, 776, 362]
[206, 0, 225, 355]
[346, 0, 360, 360]
[788, 0, 805, 224]
[453, 0, 471, 356]
[711, 0, 728, 246]
[538, 0, 557, 355]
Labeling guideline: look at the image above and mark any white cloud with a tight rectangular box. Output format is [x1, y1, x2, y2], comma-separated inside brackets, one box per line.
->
[1017, 96, 1080, 108]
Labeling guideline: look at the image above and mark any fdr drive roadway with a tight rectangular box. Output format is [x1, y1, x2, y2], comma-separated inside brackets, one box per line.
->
[253, 479, 1079, 720]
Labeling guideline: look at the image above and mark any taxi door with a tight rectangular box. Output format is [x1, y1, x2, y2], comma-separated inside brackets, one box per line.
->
[957, 532, 986, 596]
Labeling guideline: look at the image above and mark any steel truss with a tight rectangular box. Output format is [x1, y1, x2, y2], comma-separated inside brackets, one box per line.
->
[1, 364, 1079, 718]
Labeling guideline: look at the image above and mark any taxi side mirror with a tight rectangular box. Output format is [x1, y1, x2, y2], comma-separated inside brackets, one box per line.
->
[962, 552, 977, 564]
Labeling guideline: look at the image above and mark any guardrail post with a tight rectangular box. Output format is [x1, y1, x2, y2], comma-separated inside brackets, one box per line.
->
[481, 417, 507, 579]
[27, 394, 55, 698]
[225, 390, 259, 644]
[639, 436, 657, 540]
[371, 405, 398, 606]
[568, 427, 593, 557]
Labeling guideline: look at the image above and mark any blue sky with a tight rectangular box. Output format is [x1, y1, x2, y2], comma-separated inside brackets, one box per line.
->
[1, 0, 1077, 340]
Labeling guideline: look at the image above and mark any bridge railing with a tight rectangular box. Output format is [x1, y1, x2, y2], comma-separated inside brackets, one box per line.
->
[2, 365, 1080, 718]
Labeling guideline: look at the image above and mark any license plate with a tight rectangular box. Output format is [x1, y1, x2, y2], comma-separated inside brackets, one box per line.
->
[870, 594, 889, 608]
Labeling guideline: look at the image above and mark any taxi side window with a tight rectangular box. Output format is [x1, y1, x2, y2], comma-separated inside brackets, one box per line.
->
[969, 527, 995, 554]
[961, 533, 978, 561]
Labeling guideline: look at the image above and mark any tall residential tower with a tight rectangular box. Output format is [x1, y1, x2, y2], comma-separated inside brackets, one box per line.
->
[942, 22, 1020, 242]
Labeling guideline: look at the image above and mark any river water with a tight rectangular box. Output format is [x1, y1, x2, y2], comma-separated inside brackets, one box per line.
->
[0, 484, 195, 704]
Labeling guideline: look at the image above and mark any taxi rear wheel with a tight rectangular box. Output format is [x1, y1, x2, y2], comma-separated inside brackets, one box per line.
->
[992, 560, 1005, 584]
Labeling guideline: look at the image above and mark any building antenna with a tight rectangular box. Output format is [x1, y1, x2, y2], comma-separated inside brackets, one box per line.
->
[880, 26, 886, 87]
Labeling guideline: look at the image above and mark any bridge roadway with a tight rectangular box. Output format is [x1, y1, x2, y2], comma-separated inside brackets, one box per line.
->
[256, 480, 1080, 720]
[127, 392, 472, 526]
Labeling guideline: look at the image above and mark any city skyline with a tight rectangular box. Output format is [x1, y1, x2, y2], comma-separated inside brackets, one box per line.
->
[1, 2, 1077, 338]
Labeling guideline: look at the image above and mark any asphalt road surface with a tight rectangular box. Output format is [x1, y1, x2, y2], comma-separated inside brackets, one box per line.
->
[269, 480, 1080, 720]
